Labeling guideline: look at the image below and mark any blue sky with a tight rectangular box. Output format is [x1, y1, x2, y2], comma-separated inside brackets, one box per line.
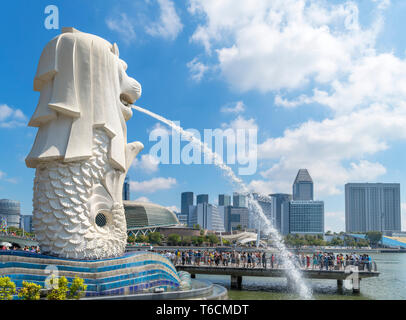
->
[1, 0, 406, 232]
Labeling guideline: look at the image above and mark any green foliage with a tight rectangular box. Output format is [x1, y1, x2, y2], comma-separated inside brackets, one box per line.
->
[18, 281, 42, 300]
[68, 276, 87, 300]
[284, 234, 326, 247]
[366, 231, 382, 247]
[148, 232, 162, 245]
[206, 233, 219, 245]
[356, 239, 370, 248]
[46, 276, 69, 300]
[181, 236, 192, 246]
[200, 229, 205, 236]
[135, 234, 149, 243]
[127, 235, 135, 243]
[0, 277, 16, 300]
[330, 237, 344, 246]
[167, 233, 181, 246]
[222, 239, 231, 246]
[193, 224, 200, 230]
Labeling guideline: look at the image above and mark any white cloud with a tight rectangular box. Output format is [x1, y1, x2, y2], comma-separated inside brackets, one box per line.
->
[0, 104, 27, 128]
[130, 177, 177, 193]
[0, 170, 18, 184]
[221, 115, 258, 131]
[132, 154, 160, 173]
[220, 101, 245, 114]
[247, 103, 406, 196]
[187, 58, 209, 82]
[148, 122, 172, 136]
[188, 0, 380, 91]
[134, 196, 151, 202]
[145, 0, 183, 40]
[277, 54, 406, 114]
[106, 13, 136, 44]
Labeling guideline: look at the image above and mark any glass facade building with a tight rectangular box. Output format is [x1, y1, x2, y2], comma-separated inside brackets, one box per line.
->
[218, 194, 231, 207]
[222, 206, 249, 232]
[292, 169, 313, 201]
[181, 192, 194, 222]
[270, 193, 292, 233]
[345, 183, 401, 233]
[196, 194, 209, 204]
[0, 199, 21, 228]
[122, 175, 130, 201]
[233, 192, 247, 208]
[189, 203, 225, 232]
[251, 193, 272, 230]
[287, 200, 324, 234]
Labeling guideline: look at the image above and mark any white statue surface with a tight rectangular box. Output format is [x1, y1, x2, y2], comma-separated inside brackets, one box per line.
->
[26, 27, 144, 259]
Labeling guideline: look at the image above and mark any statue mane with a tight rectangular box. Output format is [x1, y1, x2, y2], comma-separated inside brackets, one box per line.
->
[26, 27, 140, 172]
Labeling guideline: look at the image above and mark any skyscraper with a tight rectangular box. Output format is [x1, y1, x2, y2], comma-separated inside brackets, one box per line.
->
[181, 192, 194, 218]
[285, 200, 324, 234]
[270, 193, 292, 233]
[233, 192, 247, 207]
[197, 194, 209, 204]
[218, 194, 231, 207]
[281, 169, 324, 235]
[345, 183, 401, 233]
[122, 175, 130, 201]
[293, 169, 313, 200]
[223, 206, 249, 232]
[251, 193, 272, 230]
[189, 203, 225, 232]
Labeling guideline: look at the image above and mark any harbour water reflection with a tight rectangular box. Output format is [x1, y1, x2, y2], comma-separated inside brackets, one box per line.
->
[194, 253, 406, 300]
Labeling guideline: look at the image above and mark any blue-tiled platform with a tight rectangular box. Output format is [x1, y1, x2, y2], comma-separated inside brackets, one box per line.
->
[0, 250, 180, 297]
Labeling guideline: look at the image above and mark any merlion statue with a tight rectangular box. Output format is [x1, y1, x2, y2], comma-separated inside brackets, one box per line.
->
[25, 27, 144, 259]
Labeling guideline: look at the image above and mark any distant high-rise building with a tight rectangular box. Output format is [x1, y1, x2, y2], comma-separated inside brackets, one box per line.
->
[345, 183, 401, 233]
[251, 193, 272, 230]
[122, 175, 130, 201]
[280, 170, 324, 235]
[270, 193, 292, 233]
[181, 192, 194, 220]
[233, 192, 247, 208]
[197, 194, 209, 204]
[189, 203, 224, 232]
[222, 206, 249, 232]
[20, 215, 33, 233]
[0, 199, 20, 228]
[285, 200, 324, 235]
[293, 169, 313, 200]
[218, 194, 231, 207]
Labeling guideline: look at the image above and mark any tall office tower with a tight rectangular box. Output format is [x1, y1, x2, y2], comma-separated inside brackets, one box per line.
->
[251, 193, 273, 230]
[189, 203, 225, 232]
[293, 169, 314, 200]
[223, 206, 249, 232]
[122, 175, 130, 201]
[270, 193, 292, 233]
[20, 215, 33, 233]
[345, 183, 401, 233]
[233, 192, 247, 208]
[285, 200, 324, 235]
[181, 192, 194, 219]
[196, 194, 209, 204]
[218, 194, 231, 207]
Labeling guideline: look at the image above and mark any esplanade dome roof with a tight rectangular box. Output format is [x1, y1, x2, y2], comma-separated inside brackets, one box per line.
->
[123, 201, 180, 229]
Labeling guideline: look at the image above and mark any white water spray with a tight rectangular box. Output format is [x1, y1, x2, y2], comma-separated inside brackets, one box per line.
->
[131, 105, 313, 299]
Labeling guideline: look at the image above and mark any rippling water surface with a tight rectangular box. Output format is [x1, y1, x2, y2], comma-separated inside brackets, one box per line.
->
[194, 253, 406, 300]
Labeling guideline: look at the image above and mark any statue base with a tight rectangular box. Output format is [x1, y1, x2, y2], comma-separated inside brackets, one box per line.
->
[0, 250, 180, 297]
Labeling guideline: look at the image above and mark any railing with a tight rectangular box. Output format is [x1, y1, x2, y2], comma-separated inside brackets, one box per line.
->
[171, 257, 378, 272]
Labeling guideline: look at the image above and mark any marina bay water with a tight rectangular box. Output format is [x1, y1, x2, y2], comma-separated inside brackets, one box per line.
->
[131, 105, 312, 299]
[194, 253, 406, 300]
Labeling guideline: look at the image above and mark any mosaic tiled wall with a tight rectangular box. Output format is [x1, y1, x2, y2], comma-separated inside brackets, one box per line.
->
[0, 251, 181, 297]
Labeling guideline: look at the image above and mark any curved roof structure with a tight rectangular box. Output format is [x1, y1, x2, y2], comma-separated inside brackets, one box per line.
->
[124, 201, 180, 230]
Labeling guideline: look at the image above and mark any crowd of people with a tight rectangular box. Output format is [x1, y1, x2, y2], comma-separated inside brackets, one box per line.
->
[155, 249, 374, 272]
[0, 244, 40, 253]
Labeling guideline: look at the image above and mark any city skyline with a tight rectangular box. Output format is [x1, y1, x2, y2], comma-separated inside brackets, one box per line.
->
[1, 1, 406, 233]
